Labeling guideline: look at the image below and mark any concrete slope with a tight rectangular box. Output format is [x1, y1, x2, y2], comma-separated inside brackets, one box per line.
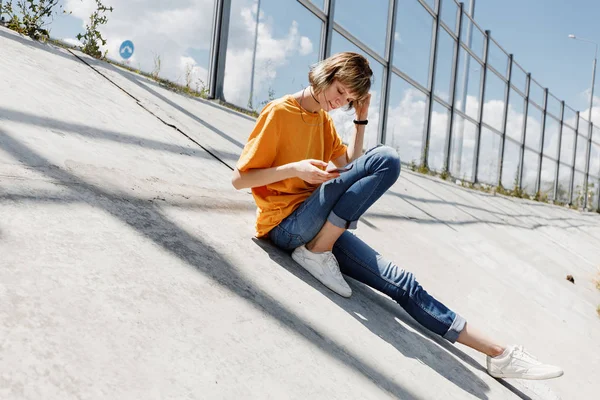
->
[1, 26, 599, 400]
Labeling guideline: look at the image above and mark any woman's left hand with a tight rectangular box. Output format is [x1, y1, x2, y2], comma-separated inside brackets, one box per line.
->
[354, 93, 371, 121]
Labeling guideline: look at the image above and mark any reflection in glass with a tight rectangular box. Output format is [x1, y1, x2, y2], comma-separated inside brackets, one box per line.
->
[477, 127, 501, 185]
[524, 103, 542, 151]
[559, 127, 575, 166]
[330, 32, 384, 150]
[546, 93, 561, 119]
[575, 135, 587, 172]
[556, 163, 572, 203]
[505, 89, 524, 142]
[501, 138, 520, 189]
[224, 0, 321, 109]
[455, 47, 482, 121]
[522, 148, 539, 195]
[385, 74, 427, 165]
[394, 0, 434, 88]
[428, 102, 450, 172]
[440, 0, 458, 34]
[542, 116, 560, 159]
[434, 27, 455, 104]
[450, 113, 476, 181]
[482, 69, 506, 132]
[563, 106, 578, 129]
[335, 0, 388, 57]
[572, 171, 586, 208]
[528, 80, 544, 109]
[460, 16, 484, 61]
[510, 62, 527, 95]
[487, 40, 509, 78]
[590, 143, 600, 179]
[540, 156, 556, 196]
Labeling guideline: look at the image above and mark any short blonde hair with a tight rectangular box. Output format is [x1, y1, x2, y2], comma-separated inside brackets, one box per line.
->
[308, 52, 373, 109]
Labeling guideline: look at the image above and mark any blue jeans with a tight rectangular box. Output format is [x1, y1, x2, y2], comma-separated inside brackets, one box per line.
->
[269, 145, 466, 342]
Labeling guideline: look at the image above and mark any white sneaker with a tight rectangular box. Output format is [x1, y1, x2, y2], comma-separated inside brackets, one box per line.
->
[486, 345, 564, 380]
[291, 245, 352, 298]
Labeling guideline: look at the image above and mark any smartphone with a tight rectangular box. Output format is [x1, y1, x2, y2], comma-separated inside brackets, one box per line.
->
[327, 164, 354, 173]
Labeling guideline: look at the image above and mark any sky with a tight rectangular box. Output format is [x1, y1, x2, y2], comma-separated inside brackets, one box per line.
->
[6, 0, 600, 197]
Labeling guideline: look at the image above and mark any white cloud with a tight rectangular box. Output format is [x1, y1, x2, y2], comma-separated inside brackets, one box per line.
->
[61, 37, 82, 48]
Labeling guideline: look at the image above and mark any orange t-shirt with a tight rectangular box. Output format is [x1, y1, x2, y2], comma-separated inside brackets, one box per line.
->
[237, 95, 348, 237]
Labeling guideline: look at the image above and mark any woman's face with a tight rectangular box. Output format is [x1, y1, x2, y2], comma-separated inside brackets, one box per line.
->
[317, 80, 356, 112]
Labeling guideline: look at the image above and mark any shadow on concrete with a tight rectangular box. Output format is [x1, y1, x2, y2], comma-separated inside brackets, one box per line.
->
[0, 127, 422, 399]
[0, 107, 241, 162]
[253, 237, 525, 400]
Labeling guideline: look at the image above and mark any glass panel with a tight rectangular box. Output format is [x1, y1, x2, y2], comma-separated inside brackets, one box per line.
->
[506, 89, 524, 142]
[590, 143, 600, 179]
[310, 0, 325, 10]
[563, 106, 577, 129]
[450, 113, 477, 181]
[428, 101, 450, 172]
[224, 0, 322, 109]
[455, 47, 482, 121]
[482, 69, 506, 132]
[460, 16, 484, 61]
[542, 116, 560, 159]
[501, 138, 520, 190]
[394, 0, 434, 88]
[578, 117, 589, 138]
[440, 0, 458, 34]
[575, 135, 588, 172]
[423, 0, 435, 9]
[546, 93, 561, 119]
[524, 103, 542, 151]
[528, 80, 544, 109]
[572, 171, 586, 208]
[335, 0, 388, 57]
[540, 156, 556, 196]
[385, 74, 427, 165]
[522, 149, 539, 195]
[434, 27, 455, 104]
[559, 126, 575, 166]
[589, 179, 600, 210]
[594, 126, 600, 145]
[488, 40, 509, 78]
[68, 0, 216, 91]
[330, 32, 385, 150]
[477, 127, 501, 185]
[556, 163, 572, 203]
[510, 62, 527, 95]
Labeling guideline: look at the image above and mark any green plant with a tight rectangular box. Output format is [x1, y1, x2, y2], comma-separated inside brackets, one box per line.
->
[440, 169, 450, 180]
[1, 0, 64, 40]
[76, 0, 113, 59]
[408, 160, 417, 172]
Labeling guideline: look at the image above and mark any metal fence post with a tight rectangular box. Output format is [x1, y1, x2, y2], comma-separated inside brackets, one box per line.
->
[517, 73, 531, 190]
[553, 101, 565, 201]
[443, 2, 464, 173]
[378, 0, 398, 147]
[208, 0, 232, 101]
[497, 54, 513, 187]
[321, 0, 335, 60]
[583, 122, 593, 209]
[536, 88, 549, 194]
[472, 29, 490, 183]
[422, 0, 442, 168]
[568, 112, 580, 204]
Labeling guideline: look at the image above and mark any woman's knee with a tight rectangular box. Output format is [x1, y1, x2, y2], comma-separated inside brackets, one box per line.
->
[366, 145, 401, 180]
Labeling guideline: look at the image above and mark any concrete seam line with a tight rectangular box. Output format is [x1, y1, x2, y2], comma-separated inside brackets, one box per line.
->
[65, 48, 233, 171]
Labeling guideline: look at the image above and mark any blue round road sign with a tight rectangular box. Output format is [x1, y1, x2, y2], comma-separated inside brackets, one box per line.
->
[119, 40, 135, 60]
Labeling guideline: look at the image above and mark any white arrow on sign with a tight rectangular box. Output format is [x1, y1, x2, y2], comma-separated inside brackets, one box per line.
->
[120, 46, 133, 55]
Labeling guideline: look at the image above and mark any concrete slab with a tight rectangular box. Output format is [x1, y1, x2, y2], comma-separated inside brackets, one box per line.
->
[1, 26, 599, 399]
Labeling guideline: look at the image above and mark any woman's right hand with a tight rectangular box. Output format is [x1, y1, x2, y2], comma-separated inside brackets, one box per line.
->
[293, 159, 339, 184]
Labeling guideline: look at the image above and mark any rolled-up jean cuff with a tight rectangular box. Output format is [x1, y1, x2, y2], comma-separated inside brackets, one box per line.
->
[328, 211, 358, 230]
[443, 314, 467, 343]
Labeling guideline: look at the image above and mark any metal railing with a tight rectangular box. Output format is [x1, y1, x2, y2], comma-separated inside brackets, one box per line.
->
[205, 0, 600, 210]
